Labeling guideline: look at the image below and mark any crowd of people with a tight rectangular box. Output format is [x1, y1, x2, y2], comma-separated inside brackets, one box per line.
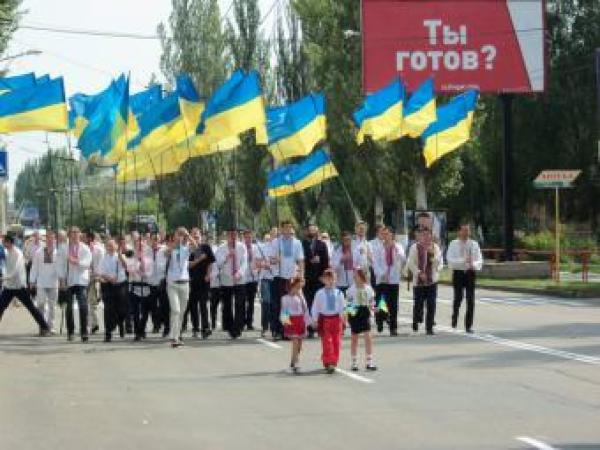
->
[0, 212, 484, 373]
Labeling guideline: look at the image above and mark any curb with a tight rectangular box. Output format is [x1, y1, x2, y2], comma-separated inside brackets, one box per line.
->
[438, 281, 600, 300]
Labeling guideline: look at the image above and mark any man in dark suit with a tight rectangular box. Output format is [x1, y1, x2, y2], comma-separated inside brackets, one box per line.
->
[302, 224, 329, 338]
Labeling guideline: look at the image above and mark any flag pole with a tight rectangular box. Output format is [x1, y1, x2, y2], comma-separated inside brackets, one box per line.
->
[134, 153, 140, 233]
[120, 156, 127, 236]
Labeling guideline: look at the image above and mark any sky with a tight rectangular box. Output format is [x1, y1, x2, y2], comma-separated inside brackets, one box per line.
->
[2, 0, 277, 201]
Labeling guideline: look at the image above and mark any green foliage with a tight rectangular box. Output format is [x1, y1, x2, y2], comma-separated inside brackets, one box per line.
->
[0, 0, 21, 60]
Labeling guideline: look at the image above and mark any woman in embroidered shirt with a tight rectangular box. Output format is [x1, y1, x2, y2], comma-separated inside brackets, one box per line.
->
[280, 277, 310, 373]
[346, 268, 377, 371]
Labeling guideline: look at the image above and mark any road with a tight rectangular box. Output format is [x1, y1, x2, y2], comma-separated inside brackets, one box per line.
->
[1, 286, 599, 450]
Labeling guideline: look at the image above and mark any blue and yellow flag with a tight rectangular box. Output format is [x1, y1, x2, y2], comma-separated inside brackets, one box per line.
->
[0, 77, 68, 133]
[197, 69, 266, 144]
[128, 92, 187, 156]
[267, 148, 338, 198]
[176, 74, 204, 139]
[422, 90, 479, 168]
[353, 77, 405, 145]
[77, 75, 132, 163]
[267, 93, 327, 162]
[130, 84, 162, 117]
[116, 146, 187, 182]
[390, 77, 436, 140]
[0, 72, 36, 94]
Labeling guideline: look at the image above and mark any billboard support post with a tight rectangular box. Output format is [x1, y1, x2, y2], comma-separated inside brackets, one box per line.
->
[501, 93, 514, 261]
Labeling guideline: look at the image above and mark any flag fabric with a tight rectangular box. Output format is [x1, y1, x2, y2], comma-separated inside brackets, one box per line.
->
[0, 77, 68, 133]
[389, 77, 436, 140]
[267, 93, 327, 162]
[77, 75, 132, 162]
[267, 148, 338, 198]
[197, 69, 266, 144]
[353, 76, 405, 145]
[35, 74, 51, 85]
[176, 74, 204, 139]
[422, 90, 479, 168]
[0, 72, 36, 94]
[128, 92, 187, 155]
[116, 146, 188, 182]
[130, 84, 162, 116]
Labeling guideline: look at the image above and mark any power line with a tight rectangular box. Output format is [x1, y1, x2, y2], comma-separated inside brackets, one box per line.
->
[7, 21, 160, 40]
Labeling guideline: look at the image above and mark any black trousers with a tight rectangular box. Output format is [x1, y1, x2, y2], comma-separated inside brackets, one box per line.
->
[189, 283, 211, 332]
[210, 287, 222, 330]
[452, 270, 476, 330]
[0, 287, 48, 331]
[147, 285, 162, 331]
[66, 285, 89, 337]
[221, 285, 246, 338]
[413, 284, 437, 332]
[244, 281, 258, 328]
[101, 282, 128, 338]
[375, 283, 399, 332]
[271, 277, 289, 337]
[130, 288, 152, 338]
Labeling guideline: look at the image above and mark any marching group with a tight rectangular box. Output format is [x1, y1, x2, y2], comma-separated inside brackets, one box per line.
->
[0, 212, 483, 373]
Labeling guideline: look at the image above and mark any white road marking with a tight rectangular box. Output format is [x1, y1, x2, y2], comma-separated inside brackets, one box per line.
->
[256, 338, 282, 349]
[516, 436, 560, 449]
[334, 367, 375, 384]
[435, 324, 600, 366]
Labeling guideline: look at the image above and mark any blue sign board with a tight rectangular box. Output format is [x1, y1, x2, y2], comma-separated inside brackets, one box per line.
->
[0, 149, 7, 180]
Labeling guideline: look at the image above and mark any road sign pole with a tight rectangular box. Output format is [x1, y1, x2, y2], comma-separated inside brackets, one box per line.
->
[555, 186, 560, 283]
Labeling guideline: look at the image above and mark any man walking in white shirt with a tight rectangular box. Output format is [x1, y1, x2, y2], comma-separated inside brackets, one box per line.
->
[216, 229, 248, 339]
[373, 226, 406, 336]
[30, 230, 61, 334]
[0, 235, 50, 335]
[447, 223, 484, 333]
[63, 226, 93, 342]
[270, 221, 304, 340]
[86, 231, 105, 335]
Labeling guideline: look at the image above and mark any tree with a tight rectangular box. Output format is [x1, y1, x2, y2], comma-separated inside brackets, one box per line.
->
[0, 0, 21, 60]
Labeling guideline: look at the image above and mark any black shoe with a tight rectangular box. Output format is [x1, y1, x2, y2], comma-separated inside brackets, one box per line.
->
[451, 317, 457, 329]
[91, 325, 99, 334]
[412, 323, 418, 332]
[426, 330, 435, 336]
[39, 329, 51, 337]
[246, 325, 255, 331]
[134, 335, 142, 342]
[466, 328, 474, 334]
[366, 363, 378, 371]
[162, 330, 170, 338]
[307, 330, 315, 339]
[390, 330, 398, 337]
[104, 335, 112, 343]
[376, 323, 383, 333]
[325, 365, 335, 374]
[152, 327, 160, 334]
[82, 336, 89, 343]
[67, 334, 74, 342]
[202, 329, 212, 339]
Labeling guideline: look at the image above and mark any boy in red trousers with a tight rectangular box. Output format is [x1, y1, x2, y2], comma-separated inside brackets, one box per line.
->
[311, 269, 346, 374]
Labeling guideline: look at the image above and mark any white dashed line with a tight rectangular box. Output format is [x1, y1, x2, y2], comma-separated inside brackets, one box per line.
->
[334, 367, 375, 384]
[516, 436, 559, 449]
[256, 338, 282, 349]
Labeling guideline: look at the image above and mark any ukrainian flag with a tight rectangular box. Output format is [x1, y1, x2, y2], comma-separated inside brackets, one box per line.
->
[176, 74, 204, 138]
[77, 76, 132, 163]
[128, 92, 187, 155]
[267, 93, 327, 162]
[116, 145, 188, 182]
[197, 69, 266, 144]
[353, 77, 405, 145]
[389, 77, 436, 140]
[0, 72, 36, 94]
[35, 74, 51, 85]
[422, 90, 479, 168]
[0, 77, 68, 133]
[267, 148, 338, 198]
[130, 84, 162, 116]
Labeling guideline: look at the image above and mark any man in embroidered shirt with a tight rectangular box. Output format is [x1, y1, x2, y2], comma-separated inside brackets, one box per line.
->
[447, 223, 483, 333]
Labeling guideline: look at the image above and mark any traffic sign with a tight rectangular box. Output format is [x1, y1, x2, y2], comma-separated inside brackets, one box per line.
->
[533, 170, 581, 189]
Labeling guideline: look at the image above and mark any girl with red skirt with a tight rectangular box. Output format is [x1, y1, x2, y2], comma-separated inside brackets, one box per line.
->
[311, 269, 346, 374]
[280, 277, 310, 373]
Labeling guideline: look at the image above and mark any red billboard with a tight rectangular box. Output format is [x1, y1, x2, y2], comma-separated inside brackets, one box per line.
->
[362, 0, 546, 93]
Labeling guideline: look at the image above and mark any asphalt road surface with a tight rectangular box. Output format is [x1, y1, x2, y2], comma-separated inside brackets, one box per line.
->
[1, 286, 599, 450]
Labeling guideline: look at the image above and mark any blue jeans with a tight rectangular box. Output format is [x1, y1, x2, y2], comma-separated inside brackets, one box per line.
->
[260, 279, 272, 332]
[66, 285, 89, 337]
